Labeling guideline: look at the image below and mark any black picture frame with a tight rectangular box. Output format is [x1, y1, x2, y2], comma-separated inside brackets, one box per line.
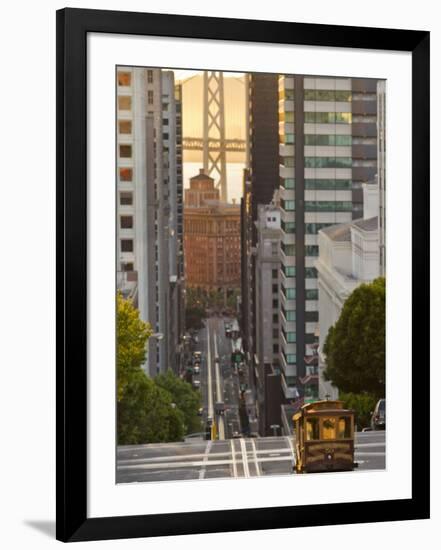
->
[56, 7, 430, 543]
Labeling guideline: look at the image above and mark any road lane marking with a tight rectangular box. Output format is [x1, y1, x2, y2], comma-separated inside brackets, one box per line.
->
[199, 440, 213, 480]
[206, 324, 214, 420]
[213, 330, 222, 402]
[230, 440, 238, 478]
[118, 447, 294, 464]
[250, 439, 261, 476]
[240, 438, 250, 478]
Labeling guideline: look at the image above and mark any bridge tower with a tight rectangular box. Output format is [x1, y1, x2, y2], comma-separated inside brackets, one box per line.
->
[203, 71, 227, 202]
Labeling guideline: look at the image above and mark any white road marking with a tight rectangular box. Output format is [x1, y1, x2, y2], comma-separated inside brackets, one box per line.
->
[240, 438, 250, 478]
[118, 455, 307, 472]
[251, 439, 261, 476]
[199, 440, 213, 480]
[206, 324, 214, 420]
[213, 327, 225, 440]
[230, 440, 238, 478]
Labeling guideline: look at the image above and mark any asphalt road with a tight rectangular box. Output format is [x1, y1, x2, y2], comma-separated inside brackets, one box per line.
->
[116, 430, 385, 483]
[195, 317, 242, 440]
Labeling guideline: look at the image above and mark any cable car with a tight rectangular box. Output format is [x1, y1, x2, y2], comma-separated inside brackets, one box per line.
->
[292, 400, 357, 474]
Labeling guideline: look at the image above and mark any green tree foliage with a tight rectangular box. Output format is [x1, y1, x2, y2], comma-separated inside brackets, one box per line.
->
[185, 305, 205, 331]
[155, 370, 202, 434]
[323, 277, 385, 398]
[339, 391, 378, 430]
[117, 293, 185, 445]
[117, 292, 152, 402]
[118, 370, 184, 445]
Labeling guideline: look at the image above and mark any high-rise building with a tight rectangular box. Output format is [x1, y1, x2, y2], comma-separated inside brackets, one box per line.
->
[254, 201, 283, 434]
[377, 80, 386, 276]
[350, 79, 379, 219]
[278, 75, 354, 401]
[116, 67, 181, 377]
[161, 71, 185, 374]
[241, 74, 279, 374]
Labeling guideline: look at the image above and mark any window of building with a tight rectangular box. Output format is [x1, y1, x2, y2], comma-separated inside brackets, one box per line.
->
[148, 90, 154, 104]
[281, 199, 295, 212]
[283, 309, 296, 321]
[272, 313, 279, 323]
[281, 243, 295, 256]
[305, 289, 319, 300]
[283, 286, 296, 299]
[120, 216, 133, 229]
[147, 70, 153, 83]
[119, 191, 133, 205]
[305, 201, 352, 213]
[304, 89, 352, 102]
[284, 331, 296, 343]
[118, 96, 132, 111]
[284, 353, 296, 365]
[281, 221, 295, 233]
[163, 133, 169, 140]
[282, 265, 296, 277]
[304, 112, 351, 124]
[272, 283, 278, 293]
[272, 299, 279, 309]
[273, 344, 279, 354]
[282, 178, 295, 189]
[118, 120, 132, 134]
[117, 72, 131, 87]
[121, 262, 134, 272]
[305, 311, 319, 322]
[305, 179, 351, 191]
[305, 267, 318, 278]
[305, 246, 319, 257]
[272, 269, 278, 279]
[304, 157, 352, 169]
[119, 144, 132, 158]
[280, 156, 294, 168]
[273, 329, 278, 339]
[120, 239, 133, 252]
[119, 167, 133, 182]
[304, 134, 352, 146]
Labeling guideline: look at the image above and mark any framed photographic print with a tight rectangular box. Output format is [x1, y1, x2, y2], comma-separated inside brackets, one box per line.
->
[56, 8, 430, 542]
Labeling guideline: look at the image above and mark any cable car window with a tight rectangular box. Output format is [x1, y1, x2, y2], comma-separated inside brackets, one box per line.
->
[338, 417, 351, 439]
[322, 417, 337, 439]
[305, 417, 320, 440]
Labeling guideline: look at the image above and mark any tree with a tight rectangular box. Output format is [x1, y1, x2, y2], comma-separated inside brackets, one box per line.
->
[117, 292, 152, 402]
[116, 293, 185, 444]
[339, 392, 378, 430]
[323, 277, 385, 398]
[155, 370, 202, 434]
[118, 370, 184, 445]
[185, 305, 205, 331]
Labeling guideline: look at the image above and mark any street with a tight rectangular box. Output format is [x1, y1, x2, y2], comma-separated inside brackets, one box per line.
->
[116, 430, 385, 483]
[197, 317, 242, 440]
[116, 316, 386, 484]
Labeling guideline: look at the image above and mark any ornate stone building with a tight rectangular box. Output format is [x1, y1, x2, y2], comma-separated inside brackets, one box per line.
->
[184, 170, 241, 293]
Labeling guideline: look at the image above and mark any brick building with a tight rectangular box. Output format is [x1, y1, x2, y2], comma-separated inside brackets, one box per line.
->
[184, 170, 241, 293]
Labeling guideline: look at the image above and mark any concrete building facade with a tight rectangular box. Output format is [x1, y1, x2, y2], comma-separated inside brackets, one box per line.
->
[315, 182, 381, 400]
[254, 202, 283, 435]
[116, 67, 183, 376]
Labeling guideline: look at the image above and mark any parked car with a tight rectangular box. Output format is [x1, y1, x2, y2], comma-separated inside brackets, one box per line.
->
[192, 379, 201, 390]
[370, 398, 386, 430]
[193, 364, 200, 375]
